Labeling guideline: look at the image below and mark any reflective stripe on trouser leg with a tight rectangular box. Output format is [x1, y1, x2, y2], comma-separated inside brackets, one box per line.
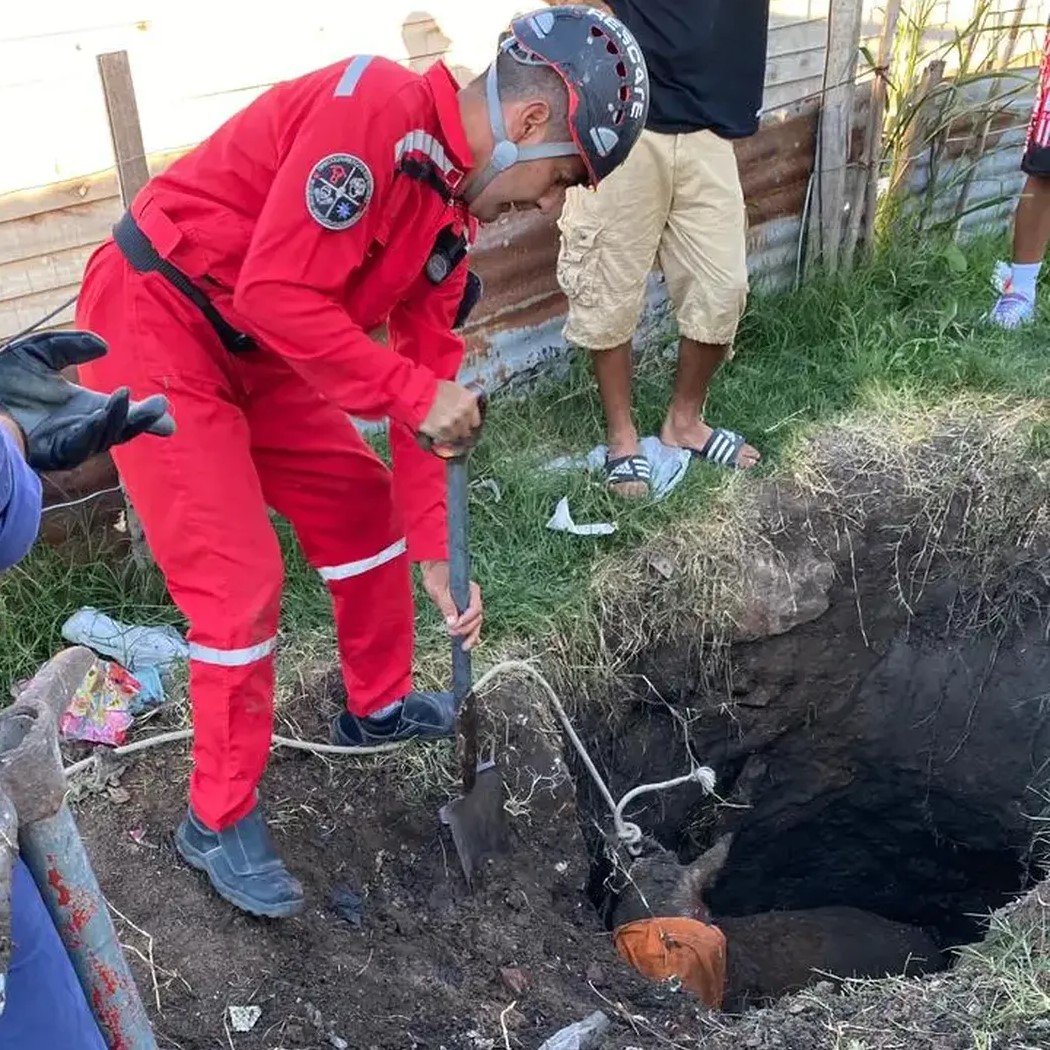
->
[187, 632, 279, 831]
[317, 538, 407, 582]
[73, 244, 287, 835]
[237, 348, 416, 725]
[318, 538, 415, 718]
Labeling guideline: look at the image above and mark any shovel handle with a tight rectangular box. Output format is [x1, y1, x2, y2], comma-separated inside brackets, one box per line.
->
[447, 455, 479, 792]
[447, 456, 472, 704]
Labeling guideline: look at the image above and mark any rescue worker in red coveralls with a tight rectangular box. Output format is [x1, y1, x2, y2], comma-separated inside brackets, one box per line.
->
[73, 6, 651, 919]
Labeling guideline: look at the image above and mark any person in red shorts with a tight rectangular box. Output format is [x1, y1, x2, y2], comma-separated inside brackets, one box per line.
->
[989, 22, 1050, 328]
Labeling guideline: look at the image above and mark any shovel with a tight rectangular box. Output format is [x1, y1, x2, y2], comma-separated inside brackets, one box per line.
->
[437, 451, 510, 887]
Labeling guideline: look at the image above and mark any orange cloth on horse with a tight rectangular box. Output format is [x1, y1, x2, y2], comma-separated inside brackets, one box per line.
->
[613, 917, 727, 1009]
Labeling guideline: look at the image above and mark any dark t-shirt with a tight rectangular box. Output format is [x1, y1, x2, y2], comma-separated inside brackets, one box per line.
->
[610, 0, 771, 138]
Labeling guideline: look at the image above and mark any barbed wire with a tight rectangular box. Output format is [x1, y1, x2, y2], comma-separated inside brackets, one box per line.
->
[41, 485, 123, 515]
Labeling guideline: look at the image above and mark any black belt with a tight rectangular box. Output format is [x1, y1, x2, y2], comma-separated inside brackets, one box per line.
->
[112, 212, 256, 354]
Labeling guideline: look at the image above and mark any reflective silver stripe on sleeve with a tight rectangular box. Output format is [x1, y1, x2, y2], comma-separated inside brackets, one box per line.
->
[188, 636, 277, 667]
[394, 129, 453, 174]
[334, 55, 374, 97]
[317, 538, 407, 582]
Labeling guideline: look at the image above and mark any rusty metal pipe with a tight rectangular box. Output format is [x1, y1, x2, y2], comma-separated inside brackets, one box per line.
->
[0, 696, 157, 1050]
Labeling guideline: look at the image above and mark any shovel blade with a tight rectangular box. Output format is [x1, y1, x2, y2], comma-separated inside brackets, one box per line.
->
[439, 765, 510, 887]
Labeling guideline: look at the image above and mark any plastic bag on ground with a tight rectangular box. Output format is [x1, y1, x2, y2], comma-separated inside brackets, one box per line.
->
[61, 608, 188, 672]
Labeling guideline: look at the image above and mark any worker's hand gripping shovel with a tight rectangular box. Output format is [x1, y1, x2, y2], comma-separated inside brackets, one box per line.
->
[426, 389, 510, 886]
[416, 382, 487, 460]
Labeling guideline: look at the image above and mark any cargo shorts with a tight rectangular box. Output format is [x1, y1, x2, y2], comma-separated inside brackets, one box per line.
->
[556, 127, 749, 353]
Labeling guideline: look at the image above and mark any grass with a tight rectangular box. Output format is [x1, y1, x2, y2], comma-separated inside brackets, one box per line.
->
[1, 229, 1048, 694]
[961, 900, 1050, 1039]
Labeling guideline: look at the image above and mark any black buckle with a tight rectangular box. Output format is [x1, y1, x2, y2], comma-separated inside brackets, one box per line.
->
[426, 226, 469, 286]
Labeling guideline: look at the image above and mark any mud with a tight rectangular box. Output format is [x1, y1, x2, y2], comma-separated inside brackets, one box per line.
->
[70, 674, 704, 1050]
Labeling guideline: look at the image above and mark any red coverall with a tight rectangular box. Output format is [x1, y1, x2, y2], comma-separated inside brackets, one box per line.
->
[75, 57, 476, 831]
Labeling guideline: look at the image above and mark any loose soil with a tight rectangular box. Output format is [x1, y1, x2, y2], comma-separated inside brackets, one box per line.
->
[71, 673, 705, 1050]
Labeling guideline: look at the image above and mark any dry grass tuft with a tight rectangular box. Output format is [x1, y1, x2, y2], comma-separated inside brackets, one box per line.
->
[568, 393, 1050, 688]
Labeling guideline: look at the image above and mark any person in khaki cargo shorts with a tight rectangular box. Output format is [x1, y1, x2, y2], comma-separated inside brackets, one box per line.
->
[556, 0, 771, 496]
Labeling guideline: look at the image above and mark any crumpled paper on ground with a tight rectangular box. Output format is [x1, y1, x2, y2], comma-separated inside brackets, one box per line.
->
[61, 607, 189, 672]
[59, 656, 166, 746]
[546, 497, 617, 537]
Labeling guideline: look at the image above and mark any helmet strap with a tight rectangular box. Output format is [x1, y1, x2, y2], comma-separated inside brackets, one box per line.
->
[462, 61, 579, 203]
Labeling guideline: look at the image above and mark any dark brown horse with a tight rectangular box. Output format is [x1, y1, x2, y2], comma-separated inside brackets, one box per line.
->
[610, 833, 943, 1012]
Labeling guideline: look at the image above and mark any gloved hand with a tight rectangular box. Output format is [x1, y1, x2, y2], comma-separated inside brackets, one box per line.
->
[0, 331, 175, 472]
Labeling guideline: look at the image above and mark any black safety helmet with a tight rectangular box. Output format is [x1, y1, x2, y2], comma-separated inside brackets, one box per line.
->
[464, 5, 650, 201]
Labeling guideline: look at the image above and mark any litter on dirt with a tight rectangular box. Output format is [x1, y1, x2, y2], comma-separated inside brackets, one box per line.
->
[59, 660, 143, 746]
[227, 1004, 261, 1032]
[330, 884, 364, 928]
[536, 1010, 610, 1050]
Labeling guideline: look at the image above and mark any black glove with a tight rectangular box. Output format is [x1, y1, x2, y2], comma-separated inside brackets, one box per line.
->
[0, 331, 175, 472]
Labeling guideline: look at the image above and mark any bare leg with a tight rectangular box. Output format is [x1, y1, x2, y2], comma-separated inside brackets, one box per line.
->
[592, 342, 649, 497]
[660, 337, 761, 469]
[991, 174, 1050, 327]
[1012, 174, 1050, 263]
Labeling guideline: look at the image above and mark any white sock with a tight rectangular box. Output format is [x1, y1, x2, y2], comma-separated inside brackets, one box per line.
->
[1009, 261, 1042, 301]
[368, 699, 404, 721]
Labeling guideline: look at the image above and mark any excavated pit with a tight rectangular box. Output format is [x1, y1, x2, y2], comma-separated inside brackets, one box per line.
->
[585, 738, 1040, 965]
[701, 765, 1032, 953]
[571, 460, 1050, 1002]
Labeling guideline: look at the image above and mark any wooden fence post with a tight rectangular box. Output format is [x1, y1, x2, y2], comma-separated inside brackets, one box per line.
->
[845, 0, 902, 267]
[809, 0, 865, 274]
[97, 50, 154, 570]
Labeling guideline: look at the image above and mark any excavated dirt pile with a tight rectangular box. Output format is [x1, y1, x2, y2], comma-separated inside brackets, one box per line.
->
[69, 408, 1050, 1048]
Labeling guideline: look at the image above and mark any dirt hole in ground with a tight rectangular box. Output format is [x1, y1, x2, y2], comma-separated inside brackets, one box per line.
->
[582, 741, 1043, 1023]
[574, 485, 1050, 1010]
[700, 765, 1031, 953]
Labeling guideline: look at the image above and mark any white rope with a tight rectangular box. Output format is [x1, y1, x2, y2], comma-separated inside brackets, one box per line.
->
[472, 660, 716, 853]
[63, 728, 412, 779]
[63, 658, 718, 851]
[612, 768, 717, 851]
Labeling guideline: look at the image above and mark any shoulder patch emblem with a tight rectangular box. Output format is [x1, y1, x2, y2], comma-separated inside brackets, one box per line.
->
[306, 153, 373, 231]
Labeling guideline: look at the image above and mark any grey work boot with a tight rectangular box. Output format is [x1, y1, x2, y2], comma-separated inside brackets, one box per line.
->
[330, 690, 457, 748]
[175, 805, 304, 919]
